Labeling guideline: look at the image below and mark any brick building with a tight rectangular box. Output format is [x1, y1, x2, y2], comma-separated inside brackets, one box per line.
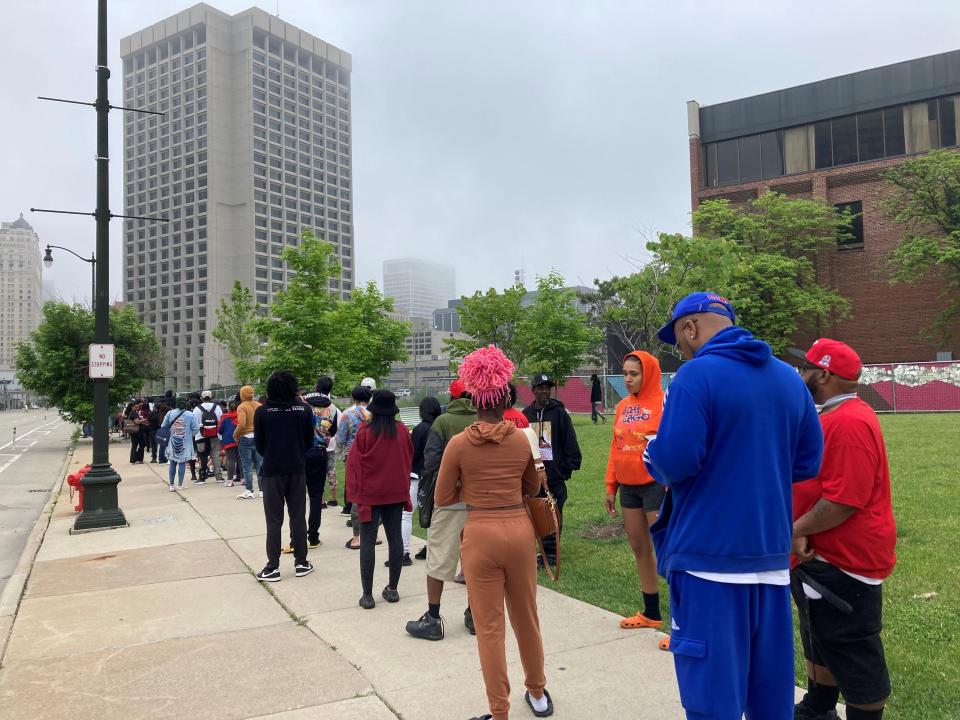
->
[688, 49, 960, 363]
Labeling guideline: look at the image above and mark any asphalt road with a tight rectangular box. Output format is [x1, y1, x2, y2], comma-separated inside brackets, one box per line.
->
[0, 409, 74, 597]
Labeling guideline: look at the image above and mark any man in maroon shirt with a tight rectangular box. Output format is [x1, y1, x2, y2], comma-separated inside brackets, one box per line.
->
[791, 339, 896, 720]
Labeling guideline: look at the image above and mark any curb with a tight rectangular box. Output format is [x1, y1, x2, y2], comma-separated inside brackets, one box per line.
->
[0, 440, 77, 665]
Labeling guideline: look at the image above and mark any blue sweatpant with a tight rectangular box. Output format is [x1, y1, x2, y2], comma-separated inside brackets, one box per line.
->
[668, 572, 794, 720]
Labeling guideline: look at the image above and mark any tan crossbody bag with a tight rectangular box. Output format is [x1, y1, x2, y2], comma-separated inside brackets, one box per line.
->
[522, 427, 561, 581]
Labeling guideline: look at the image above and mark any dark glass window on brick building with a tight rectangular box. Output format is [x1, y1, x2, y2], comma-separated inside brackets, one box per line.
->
[857, 110, 884, 161]
[738, 134, 762, 181]
[835, 201, 864, 249]
[716, 139, 739, 184]
[814, 121, 833, 169]
[760, 131, 784, 178]
[883, 107, 905, 156]
[832, 115, 858, 165]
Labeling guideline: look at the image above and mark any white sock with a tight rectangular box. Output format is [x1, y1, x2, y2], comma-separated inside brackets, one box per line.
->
[529, 692, 548, 712]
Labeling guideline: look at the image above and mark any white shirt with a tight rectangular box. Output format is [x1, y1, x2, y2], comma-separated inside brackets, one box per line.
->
[688, 570, 790, 586]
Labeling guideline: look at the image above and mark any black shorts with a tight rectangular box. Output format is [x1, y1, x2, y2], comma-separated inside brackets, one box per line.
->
[790, 560, 891, 705]
[618, 482, 666, 512]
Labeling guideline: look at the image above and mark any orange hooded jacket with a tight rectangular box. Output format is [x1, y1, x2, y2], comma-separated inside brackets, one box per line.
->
[604, 351, 664, 495]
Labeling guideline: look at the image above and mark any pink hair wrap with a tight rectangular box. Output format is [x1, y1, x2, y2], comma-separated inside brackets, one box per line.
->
[458, 345, 514, 408]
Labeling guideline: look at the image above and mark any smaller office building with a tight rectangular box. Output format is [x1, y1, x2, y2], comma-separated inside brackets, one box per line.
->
[688, 49, 960, 362]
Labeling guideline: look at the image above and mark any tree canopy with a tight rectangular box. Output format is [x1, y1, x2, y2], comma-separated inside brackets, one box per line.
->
[883, 149, 960, 342]
[213, 280, 258, 385]
[15, 302, 163, 423]
[588, 192, 853, 362]
[251, 231, 409, 395]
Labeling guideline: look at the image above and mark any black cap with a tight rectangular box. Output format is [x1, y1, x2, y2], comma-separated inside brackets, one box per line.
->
[531, 373, 555, 388]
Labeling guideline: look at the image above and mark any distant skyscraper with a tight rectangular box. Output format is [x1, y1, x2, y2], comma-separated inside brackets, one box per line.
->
[0, 214, 42, 372]
[121, 4, 354, 389]
[383, 258, 456, 321]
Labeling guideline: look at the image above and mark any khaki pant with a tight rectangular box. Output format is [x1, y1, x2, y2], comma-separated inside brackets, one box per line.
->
[461, 509, 546, 720]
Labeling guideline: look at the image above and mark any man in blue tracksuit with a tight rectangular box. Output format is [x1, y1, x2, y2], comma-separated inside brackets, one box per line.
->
[644, 292, 823, 720]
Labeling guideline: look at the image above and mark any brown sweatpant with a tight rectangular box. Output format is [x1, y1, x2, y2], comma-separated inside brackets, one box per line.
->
[460, 509, 547, 720]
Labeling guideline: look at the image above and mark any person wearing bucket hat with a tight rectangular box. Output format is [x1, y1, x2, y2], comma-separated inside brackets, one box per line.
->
[791, 339, 895, 720]
[345, 390, 413, 609]
[644, 292, 823, 719]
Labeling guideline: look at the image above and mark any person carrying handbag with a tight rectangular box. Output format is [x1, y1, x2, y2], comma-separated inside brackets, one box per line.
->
[435, 345, 555, 720]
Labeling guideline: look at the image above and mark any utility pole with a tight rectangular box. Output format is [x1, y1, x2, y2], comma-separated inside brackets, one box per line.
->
[32, 0, 167, 531]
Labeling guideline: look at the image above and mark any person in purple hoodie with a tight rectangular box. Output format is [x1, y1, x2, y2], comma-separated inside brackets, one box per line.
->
[644, 292, 823, 720]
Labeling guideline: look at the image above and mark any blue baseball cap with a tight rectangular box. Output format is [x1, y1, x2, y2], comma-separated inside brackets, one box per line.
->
[657, 292, 737, 346]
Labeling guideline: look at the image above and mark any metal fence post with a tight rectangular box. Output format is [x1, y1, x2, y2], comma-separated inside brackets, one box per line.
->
[891, 363, 898, 414]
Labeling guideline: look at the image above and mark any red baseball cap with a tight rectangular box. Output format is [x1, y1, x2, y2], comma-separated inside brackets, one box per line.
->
[448, 379, 466, 399]
[799, 338, 862, 381]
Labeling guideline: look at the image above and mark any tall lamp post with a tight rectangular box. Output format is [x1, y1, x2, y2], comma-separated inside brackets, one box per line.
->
[42, 245, 95, 305]
[31, 0, 167, 532]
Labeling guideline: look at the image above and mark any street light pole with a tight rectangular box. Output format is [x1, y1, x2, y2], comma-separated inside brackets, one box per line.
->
[74, 0, 126, 532]
[43, 245, 96, 306]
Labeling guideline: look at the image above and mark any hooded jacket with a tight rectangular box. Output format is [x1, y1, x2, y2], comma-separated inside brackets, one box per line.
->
[346, 421, 414, 507]
[217, 411, 239, 450]
[435, 421, 540, 508]
[605, 351, 664, 494]
[253, 398, 314, 476]
[644, 325, 823, 575]
[233, 386, 259, 441]
[521, 397, 582, 485]
[421, 397, 478, 510]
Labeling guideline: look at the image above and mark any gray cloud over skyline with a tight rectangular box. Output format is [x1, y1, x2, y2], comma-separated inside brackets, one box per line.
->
[2, 0, 958, 305]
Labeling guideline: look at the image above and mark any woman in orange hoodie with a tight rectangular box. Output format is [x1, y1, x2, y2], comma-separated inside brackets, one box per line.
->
[604, 350, 666, 629]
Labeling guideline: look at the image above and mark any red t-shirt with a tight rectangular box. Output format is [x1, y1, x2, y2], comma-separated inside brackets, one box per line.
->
[503, 407, 529, 429]
[793, 398, 896, 579]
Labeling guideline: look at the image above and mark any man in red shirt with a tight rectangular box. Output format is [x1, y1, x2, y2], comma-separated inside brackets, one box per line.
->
[791, 339, 896, 720]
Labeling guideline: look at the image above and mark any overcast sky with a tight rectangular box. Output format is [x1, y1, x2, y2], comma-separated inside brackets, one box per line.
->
[3, 0, 959, 305]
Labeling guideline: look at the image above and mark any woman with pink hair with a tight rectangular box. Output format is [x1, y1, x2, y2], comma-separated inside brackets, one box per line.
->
[435, 346, 554, 720]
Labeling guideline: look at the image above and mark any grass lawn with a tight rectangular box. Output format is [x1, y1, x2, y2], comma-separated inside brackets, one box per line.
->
[413, 412, 958, 719]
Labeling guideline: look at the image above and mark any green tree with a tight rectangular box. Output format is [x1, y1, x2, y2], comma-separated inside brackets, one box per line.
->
[326, 282, 410, 396]
[692, 192, 852, 355]
[252, 230, 409, 393]
[14, 302, 163, 424]
[882, 149, 960, 341]
[444, 285, 527, 365]
[213, 280, 259, 384]
[517, 272, 602, 381]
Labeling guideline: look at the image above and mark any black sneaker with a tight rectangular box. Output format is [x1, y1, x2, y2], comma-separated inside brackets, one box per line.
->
[382, 585, 400, 603]
[359, 595, 375, 610]
[405, 612, 444, 641]
[295, 561, 314, 578]
[384, 554, 413, 568]
[794, 698, 839, 720]
[464, 607, 476, 635]
[255, 567, 280, 583]
[326, 499, 338, 507]
[339, 507, 351, 516]
[414, 546, 427, 560]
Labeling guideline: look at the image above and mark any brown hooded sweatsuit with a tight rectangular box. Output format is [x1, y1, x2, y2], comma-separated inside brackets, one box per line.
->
[436, 420, 545, 720]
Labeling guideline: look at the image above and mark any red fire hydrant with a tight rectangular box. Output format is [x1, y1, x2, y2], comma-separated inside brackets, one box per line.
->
[67, 464, 91, 512]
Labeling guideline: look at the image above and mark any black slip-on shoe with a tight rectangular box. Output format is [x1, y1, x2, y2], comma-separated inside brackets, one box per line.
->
[359, 595, 375, 609]
[525, 689, 554, 717]
[464, 607, 476, 635]
[382, 585, 400, 603]
[414, 546, 427, 560]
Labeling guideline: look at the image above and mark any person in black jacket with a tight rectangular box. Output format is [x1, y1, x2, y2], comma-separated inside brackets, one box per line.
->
[398, 396, 441, 566]
[522, 373, 583, 567]
[590, 373, 607, 424]
[253, 370, 316, 582]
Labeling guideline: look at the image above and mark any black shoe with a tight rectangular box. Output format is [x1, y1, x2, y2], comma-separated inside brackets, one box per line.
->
[382, 585, 400, 603]
[525, 689, 554, 717]
[468, 715, 493, 720]
[405, 611, 444, 641]
[255, 567, 281, 583]
[345, 519, 353, 528]
[794, 698, 839, 720]
[359, 595, 375, 610]
[464, 607, 476, 635]
[414, 546, 427, 560]
[326, 499, 339, 507]
[295, 561, 314, 578]
[384, 553, 413, 567]
[339, 507, 351, 516]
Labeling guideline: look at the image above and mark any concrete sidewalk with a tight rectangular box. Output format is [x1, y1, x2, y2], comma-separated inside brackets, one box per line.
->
[0, 442, 686, 720]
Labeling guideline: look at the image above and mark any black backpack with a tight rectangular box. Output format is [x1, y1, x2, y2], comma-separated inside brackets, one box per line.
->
[199, 404, 219, 438]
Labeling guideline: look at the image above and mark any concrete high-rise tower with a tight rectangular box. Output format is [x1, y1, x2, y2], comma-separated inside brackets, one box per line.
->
[0, 214, 43, 373]
[121, 4, 354, 390]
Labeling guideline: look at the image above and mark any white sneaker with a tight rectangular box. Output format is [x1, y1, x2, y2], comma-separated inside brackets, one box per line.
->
[258, 491, 264, 498]
[237, 490, 255, 500]
[224, 481, 234, 488]
[169, 485, 175, 492]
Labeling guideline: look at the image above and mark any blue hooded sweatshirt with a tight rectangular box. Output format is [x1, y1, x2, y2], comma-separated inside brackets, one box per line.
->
[645, 325, 822, 576]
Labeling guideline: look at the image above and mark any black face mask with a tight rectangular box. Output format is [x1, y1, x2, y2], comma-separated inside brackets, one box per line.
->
[803, 371, 820, 399]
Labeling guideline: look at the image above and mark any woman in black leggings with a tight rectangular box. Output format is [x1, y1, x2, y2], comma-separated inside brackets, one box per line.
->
[345, 390, 414, 609]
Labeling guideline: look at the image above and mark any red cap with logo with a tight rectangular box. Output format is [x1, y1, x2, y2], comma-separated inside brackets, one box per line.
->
[448, 379, 467, 399]
[803, 338, 862, 381]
